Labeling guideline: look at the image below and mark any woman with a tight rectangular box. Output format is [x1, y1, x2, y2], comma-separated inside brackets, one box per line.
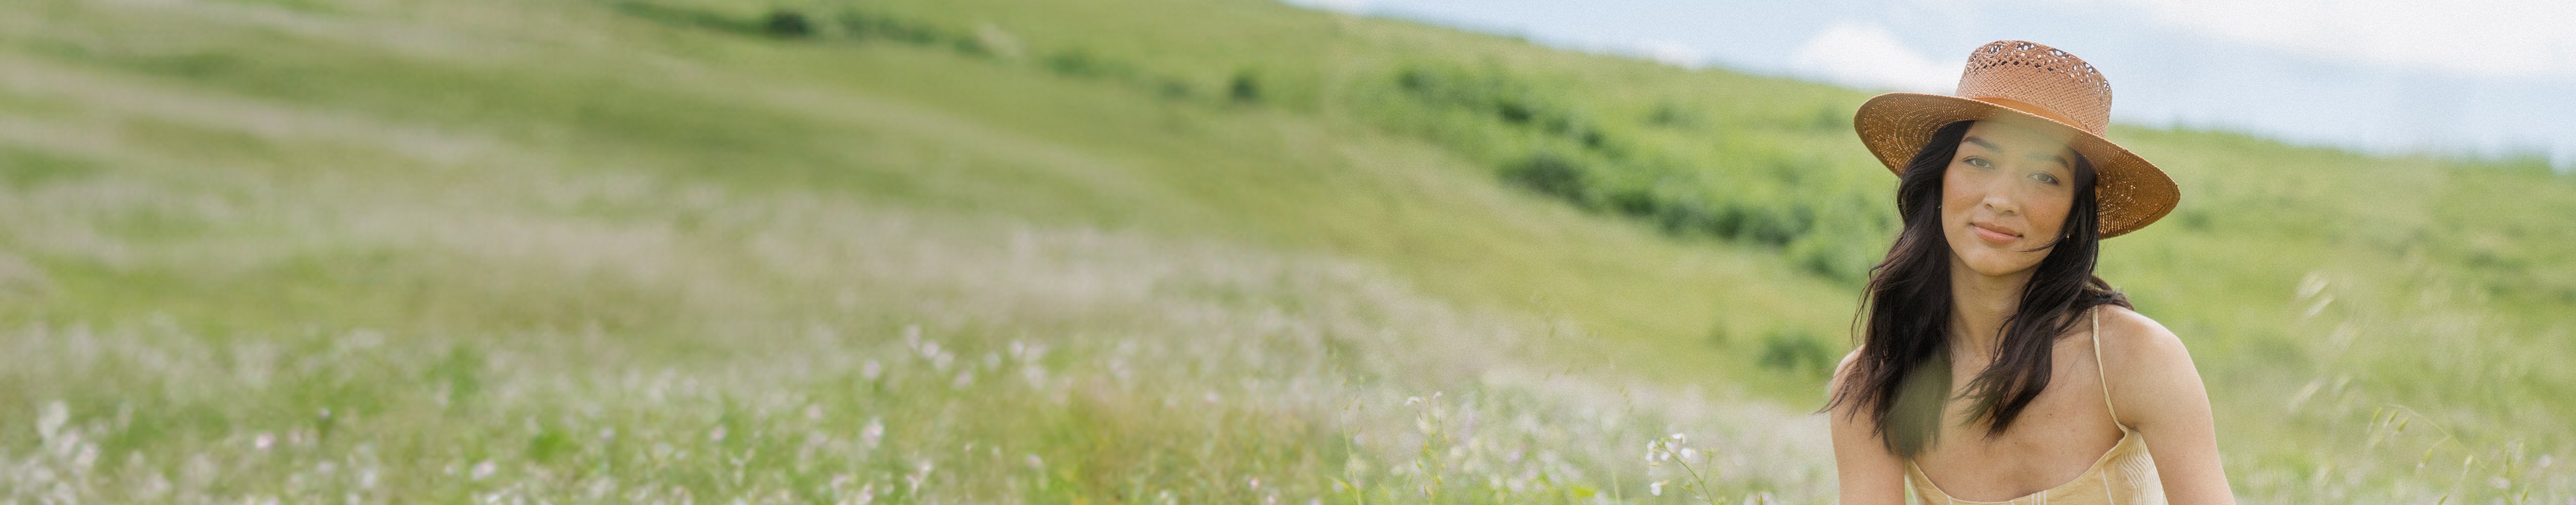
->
[1825, 41, 2234, 504]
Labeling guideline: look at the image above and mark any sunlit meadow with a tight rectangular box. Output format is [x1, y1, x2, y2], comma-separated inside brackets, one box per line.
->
[0, 0, 2569, 502]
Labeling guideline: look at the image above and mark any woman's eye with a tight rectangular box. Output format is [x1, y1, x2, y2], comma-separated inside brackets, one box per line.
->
[1964, 157, 1992, 169]
[2030, 172, 2061, 184]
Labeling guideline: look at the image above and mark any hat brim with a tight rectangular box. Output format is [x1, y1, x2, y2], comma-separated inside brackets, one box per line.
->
[1854, 93, 2178, 239]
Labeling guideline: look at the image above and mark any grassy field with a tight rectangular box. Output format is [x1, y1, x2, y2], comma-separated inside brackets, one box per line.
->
[0, 0, 2569, 502]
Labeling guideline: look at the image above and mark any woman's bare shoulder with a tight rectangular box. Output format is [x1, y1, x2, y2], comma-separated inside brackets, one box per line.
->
[2091, 305, 2209, 425]
[1827, 346, 1866, 402]
[2093, 305, 2191, 368]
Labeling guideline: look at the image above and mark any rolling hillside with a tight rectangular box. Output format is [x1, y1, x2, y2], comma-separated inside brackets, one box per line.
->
[0, 0, 2568, 502]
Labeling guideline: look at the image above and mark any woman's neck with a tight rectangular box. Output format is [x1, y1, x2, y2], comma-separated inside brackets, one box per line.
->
[1947, 259, 2035, 358]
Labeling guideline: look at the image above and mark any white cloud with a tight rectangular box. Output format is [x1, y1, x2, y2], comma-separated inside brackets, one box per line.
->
[1789, 22, 1959, 93]
[2080, 0, 2576, 79]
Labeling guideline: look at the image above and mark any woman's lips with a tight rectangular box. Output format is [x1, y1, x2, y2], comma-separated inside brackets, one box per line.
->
[1971, 222, 2020, 244]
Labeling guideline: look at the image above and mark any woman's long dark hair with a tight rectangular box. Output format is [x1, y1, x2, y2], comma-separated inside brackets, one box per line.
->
[1827, 120, 2132, 458]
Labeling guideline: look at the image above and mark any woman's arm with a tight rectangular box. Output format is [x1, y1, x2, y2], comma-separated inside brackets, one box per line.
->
[2100, 308, 2237, 504]
[1829, 349, 1909, 504]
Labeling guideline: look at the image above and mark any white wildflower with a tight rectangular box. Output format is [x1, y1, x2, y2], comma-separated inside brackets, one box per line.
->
[906, 459, 934, 493]
[37, 400, 67, 440]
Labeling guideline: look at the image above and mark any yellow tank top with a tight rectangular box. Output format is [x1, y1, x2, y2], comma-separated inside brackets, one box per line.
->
[1903, 309, 2166, 504]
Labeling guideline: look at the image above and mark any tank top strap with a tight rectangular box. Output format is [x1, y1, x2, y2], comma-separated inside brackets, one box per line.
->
[2089, 307, 2119, 425]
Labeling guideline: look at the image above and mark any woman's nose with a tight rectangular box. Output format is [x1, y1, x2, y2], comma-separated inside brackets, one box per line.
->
[1981, 182, 2019, 215]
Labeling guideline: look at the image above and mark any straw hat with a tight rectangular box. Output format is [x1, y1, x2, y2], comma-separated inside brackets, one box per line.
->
[1854, 40, 2177, 239]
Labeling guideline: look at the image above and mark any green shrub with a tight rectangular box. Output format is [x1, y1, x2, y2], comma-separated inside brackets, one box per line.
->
[1718, 201, 1814, 246]
[760, 9, 812, 38]
[607, 1, 763, 36]
[1367, 60, 1902, 269]
[1656, 198, 1718, 235]
[1228, 70, 1261, 104]
[1045, 49, 1122, 78]
[1757, 329, 1832, 376]
[1606, 187, 1656, 217]
[1501, 152, 1591, 204]
[1790, 234, 1880, 285]
[1389, 63, 1613, 154]
[840, 9, 951, 45]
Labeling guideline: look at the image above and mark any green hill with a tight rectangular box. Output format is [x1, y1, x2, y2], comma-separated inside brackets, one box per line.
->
[0, 0, 2567, 502]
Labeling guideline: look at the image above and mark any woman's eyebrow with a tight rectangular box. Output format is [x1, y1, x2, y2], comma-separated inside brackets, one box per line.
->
[2027, 151, 2071, 168]
[1960, 136, 2066, 167]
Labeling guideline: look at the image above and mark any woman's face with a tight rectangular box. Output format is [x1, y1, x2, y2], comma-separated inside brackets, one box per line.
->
[1941, 121, 2080, 279]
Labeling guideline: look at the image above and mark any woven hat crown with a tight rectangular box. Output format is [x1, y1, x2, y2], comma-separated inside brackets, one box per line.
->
[1956, 41, 2114, 136]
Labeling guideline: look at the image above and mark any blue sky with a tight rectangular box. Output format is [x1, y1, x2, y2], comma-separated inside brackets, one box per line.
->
[1283, 0, 2576, 169]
